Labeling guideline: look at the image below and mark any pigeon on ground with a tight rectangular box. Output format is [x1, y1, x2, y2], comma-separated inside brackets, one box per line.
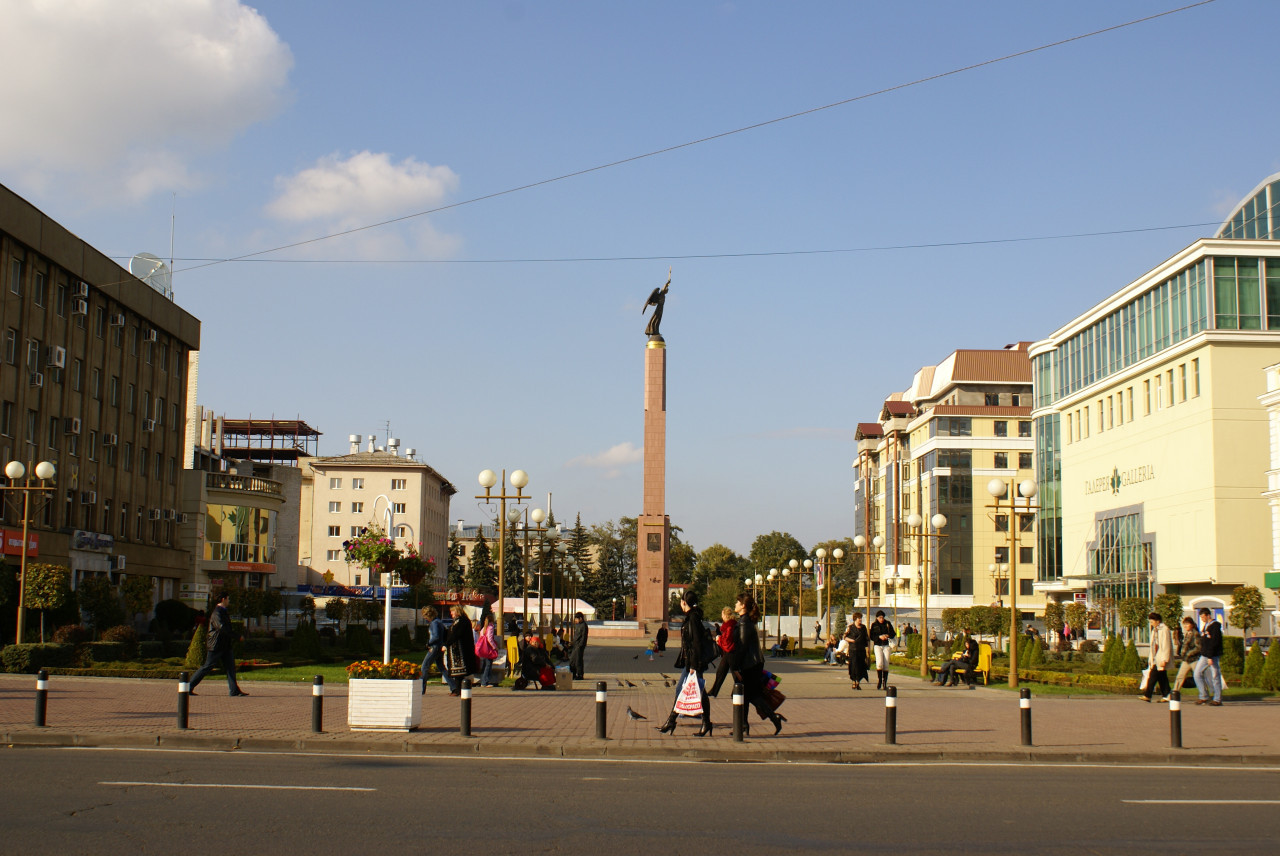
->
[664, 681, 672, 687]
[626, 706, 646, 721]
[641, 679, 651, 687]
[632, 654, 639, 659]
[616, 679, 625, 688]
[660, 673, 671, 679]
[625, 680, 637, 688]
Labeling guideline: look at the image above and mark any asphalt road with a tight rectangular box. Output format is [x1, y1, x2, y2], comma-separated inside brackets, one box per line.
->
[2, 748, 1278, 855]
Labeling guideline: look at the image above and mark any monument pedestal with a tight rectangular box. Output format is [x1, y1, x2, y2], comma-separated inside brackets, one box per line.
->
[636, 336, 669, 625]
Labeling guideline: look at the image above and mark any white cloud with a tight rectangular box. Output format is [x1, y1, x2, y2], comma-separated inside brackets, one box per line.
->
[567, 442, 643, 478]
[265, 151, 462, 258]
[0, 0, 292, 200]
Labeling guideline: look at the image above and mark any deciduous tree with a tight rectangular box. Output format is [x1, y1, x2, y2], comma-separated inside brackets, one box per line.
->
[1229, 585, 1265, 638]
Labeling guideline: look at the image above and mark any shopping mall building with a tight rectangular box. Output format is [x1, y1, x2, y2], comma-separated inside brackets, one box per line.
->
[1029, 173, 1280, 635]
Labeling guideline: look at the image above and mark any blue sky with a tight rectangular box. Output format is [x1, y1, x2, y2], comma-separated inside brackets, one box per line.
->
[2, 1, 1277, 557]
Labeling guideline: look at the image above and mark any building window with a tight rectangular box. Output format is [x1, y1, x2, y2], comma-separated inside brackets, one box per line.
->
[1192, 359, 1200, 397]
[328, 525, 340, 537]
[393, 502, 406, 514]
[350, 526, 361, 537]
[155, 397, 164, 426]
[994, 546, 1009, 564]
[351, 502, 363, 513]
[995, 514, 1009, 532]
[88, 431, 97, 461]
[326, 550, 341, 561]
[47, 416, 58, 450]
[1155, 375, 1163, 410]
[56, 280, 67, 316]
[352, 478, 365, 489]
[397, 526, 407, 537]
[1144, 381, 1151, 414]
[139, 448, 149, 477]
[67, 433, 78, 457]
[1019, 577, 1034, 596]
[91, 368, 101, 400]
[985, 393, 1000, 406]
[160, 343, 168, 372]
[328, 501, 341, 513]
[127, 383, 135, 413]
[9, 258, 21, 295]
[123, 442, 132, 471]
[1018, 421, 1031, 438]
[108, 376, 119, 407]
[329, 478, 341, 489]
[26, 409, 38, 447]
[112, 324, 123, 348]
[1018, 452, 1032, 469]
[994, 452, 1008, 469]
[1127, 387, 1134, 421]
[391, 479, 406, 490]
[1083, 406, 1089, 437]
[994, 421, 1008, 438]
[104, 445, 116, 466]
[142, 390, 150, 419]
[4, 330, 15, 364]
[93, 306, 106, 338]
[26, 338, 39, 370]
[33, 272, 46, 308]
[120, 503, 128, 537]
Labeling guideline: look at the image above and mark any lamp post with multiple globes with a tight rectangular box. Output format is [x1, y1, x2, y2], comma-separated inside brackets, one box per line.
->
[476, 468, 528, 643]
[813, 547, 844, 645]
[3, 460, 56, 644]
[906, 512, 947, 678]
[986, 477, 1039, 688]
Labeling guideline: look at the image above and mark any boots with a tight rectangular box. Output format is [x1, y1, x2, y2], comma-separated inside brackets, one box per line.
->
[694, 695, 713, 736]
[656, 712, 678, 735]
[769, 712, 786, 735]
[876, 670, 888, 690]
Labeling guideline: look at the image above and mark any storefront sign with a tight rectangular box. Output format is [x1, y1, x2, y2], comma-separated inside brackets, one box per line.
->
[1084, 464, 1156, 496]
[0, 528, 38, 557]
[72, 530, 114, 553]
[227, 562, 275, 573]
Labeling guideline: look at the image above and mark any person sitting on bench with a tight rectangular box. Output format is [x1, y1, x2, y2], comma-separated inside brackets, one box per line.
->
[934, 631, 980, 688]
[770, 634, 791, 657]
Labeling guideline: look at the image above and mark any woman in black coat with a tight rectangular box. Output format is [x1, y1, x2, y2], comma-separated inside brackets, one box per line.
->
[656, 591, 714, 736]
[730, 591, 785, 735]
[445, 605, 478, 696]
[845, 612, 870, 691]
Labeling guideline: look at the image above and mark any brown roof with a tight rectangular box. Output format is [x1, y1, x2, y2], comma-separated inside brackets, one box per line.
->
[931, 405, 1032, 417]
[882, 401, 915, 418]
[950, 349, 1031, 384]
[855, 422, 884, 440]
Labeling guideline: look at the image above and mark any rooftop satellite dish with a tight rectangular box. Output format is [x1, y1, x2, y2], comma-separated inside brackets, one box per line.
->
[129, 252, 173, 300]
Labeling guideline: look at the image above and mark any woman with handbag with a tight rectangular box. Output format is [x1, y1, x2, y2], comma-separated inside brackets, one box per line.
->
[656, 590, 715, 736]
[731, 591, 786, 735]
[845, 613, 870, 691]
[445, 605, 478, 696]
[474, 614, 500, 687]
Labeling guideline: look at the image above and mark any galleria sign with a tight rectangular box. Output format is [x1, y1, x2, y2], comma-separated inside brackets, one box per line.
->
[1084, 464, 1156, 496]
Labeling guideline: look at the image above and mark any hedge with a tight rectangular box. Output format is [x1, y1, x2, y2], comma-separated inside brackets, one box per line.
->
[2, 643, 76, 673]
[83, 641, 127, 663]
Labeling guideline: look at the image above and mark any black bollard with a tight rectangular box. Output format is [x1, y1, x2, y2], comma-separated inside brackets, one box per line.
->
[34, 669, 48, 727]
[1169, 690, 1182, 749]
[884, 685, 897, 745]
[460, 677, 473, 737]
[312, 675, 324, 733]
[595, 681, 608, 740]
[1019, 688, 1033, 746]
[177, 671, 190, 730]
[732, 681, 745, 743]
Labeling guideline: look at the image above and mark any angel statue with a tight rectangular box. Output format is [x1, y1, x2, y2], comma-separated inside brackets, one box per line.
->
[643, 269, 671, 338]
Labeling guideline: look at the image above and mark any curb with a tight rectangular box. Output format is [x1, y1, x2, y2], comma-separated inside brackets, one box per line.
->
[5, 729, 1279, 767]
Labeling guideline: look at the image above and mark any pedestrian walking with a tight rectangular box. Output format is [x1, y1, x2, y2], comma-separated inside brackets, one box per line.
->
[845, 613, 870, 690]
[474, 614, 500, 687]
[708, 606, 737, 697]
[730, 591, 785, 735]
[813, 620, 822, 646]
[1172, 616, 1200, 693]
[655, 623, 668, 656]
[1140, 612, 1173, 702]
[418, 607, 446, 694]
[656, 591, 714, 737]
[568, 611, 589, 680]
[870, 610, 896, 690]
[445, 605, 477, 696]
[1193, 607, 1224, 706]
[189, 593, 248, 697]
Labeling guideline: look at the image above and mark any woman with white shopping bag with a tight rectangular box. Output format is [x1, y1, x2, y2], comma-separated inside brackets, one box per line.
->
[656, 590, 715, 737]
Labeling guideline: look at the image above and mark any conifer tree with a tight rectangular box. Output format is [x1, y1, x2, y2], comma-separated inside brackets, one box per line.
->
[466, 530, 495, 595]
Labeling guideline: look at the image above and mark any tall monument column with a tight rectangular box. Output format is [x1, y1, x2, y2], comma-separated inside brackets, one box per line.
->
[637, 336, 670, 626]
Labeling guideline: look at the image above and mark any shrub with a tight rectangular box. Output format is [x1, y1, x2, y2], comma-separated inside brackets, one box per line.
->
[905, 634, 922, 659]
[1242, 643, 1265, 688]
[1078, 639, 1100, 654]
[1260, 645, 1280, 691]
[101, 625, 140, 660]
[1121, 637, 1141, 674]
[139, 640, 165, 659]
[184, 624, 207, 670]
[289, 619, 325, 661]
[1026, 639, 1045, 668]
[84, 641, 126, 663]
[2, 643, 75, 673]
[390, 625, 413, 650]
[345, 623, 374, 655]
[52, 624, 92, 644]
[153, 599, 199, 636]
[1220, 636, 1245, 677]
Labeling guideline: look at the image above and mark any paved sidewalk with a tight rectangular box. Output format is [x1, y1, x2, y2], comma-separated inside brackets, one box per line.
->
[3, 640, 1277, 765]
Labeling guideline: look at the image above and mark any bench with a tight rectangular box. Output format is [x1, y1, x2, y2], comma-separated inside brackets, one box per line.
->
[930, 643, 993, 686]
[770, 638, 794, 657]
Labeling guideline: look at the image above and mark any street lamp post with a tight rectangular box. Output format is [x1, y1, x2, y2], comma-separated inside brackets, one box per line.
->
[813, 547, 844, 644]
[477, 468, 528, 644]
[3, 460, 56, 644]
[988, 563, 1010, 653]
[754, 573, 766, 651]
[986, 478, 1039, 688]
[906, 512, 947, 679]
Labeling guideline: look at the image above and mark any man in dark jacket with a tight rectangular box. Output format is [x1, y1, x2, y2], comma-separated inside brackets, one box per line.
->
[189, 593, 247, 697]
[933, 630, 979, 688]
[419, 607, 446, 694]
[655, 623, 668, 655]
[1193, 607, 1224, 706]
[569, 612, 589, 679]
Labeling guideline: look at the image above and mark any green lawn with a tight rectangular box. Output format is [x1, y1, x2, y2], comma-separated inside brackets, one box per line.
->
[237, 651, 511, 687]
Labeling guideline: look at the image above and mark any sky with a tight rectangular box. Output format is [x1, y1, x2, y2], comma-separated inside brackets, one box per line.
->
[2, 0, 1278, 558]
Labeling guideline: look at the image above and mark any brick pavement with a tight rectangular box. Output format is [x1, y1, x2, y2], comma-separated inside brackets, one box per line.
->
[2, 639, 1277, 764]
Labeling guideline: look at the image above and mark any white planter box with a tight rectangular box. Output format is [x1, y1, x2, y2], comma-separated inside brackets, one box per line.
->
[347, 678, 423, 731]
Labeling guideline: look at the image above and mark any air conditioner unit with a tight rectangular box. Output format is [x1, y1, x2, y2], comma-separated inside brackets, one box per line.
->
[108, 555, 125, 571]
[29, 372, 44, 388]
[103, 433, 118, 446]
[80, 490, 97, 504]
[109, 313, 125, 327]
[163, 509, 176, 521]
[144, 329, 158, 343]
[147, 508, 161, 521]
[47, 346, 66, 369]
[75, 281, 89, 298]
[142, 418, 155, 432]
[64, 417, 81, 434]
[72, 298, 88, 315]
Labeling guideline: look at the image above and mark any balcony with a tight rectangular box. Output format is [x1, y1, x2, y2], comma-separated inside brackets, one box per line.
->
[205, 472, 283, 497]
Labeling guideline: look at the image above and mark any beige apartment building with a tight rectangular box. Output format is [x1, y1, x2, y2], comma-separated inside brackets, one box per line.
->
[852, 344, 1045, 622]
[1029, 173, 1280, 635]
[0, 183, 198, 607]
[300, 435, 455, 590]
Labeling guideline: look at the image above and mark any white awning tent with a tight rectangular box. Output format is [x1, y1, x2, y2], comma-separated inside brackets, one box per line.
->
[494, 597, 597, 621]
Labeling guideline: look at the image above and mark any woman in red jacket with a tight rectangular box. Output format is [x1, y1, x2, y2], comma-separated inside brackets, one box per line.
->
[708, 606, 737, 697]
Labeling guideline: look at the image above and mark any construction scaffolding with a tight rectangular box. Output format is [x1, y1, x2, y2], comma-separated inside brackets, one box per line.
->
[217, 417, 321, 465]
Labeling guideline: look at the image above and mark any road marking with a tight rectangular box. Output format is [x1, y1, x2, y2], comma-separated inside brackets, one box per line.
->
[1123, 799, 1280, 805]
[100, 781, 374, 792]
